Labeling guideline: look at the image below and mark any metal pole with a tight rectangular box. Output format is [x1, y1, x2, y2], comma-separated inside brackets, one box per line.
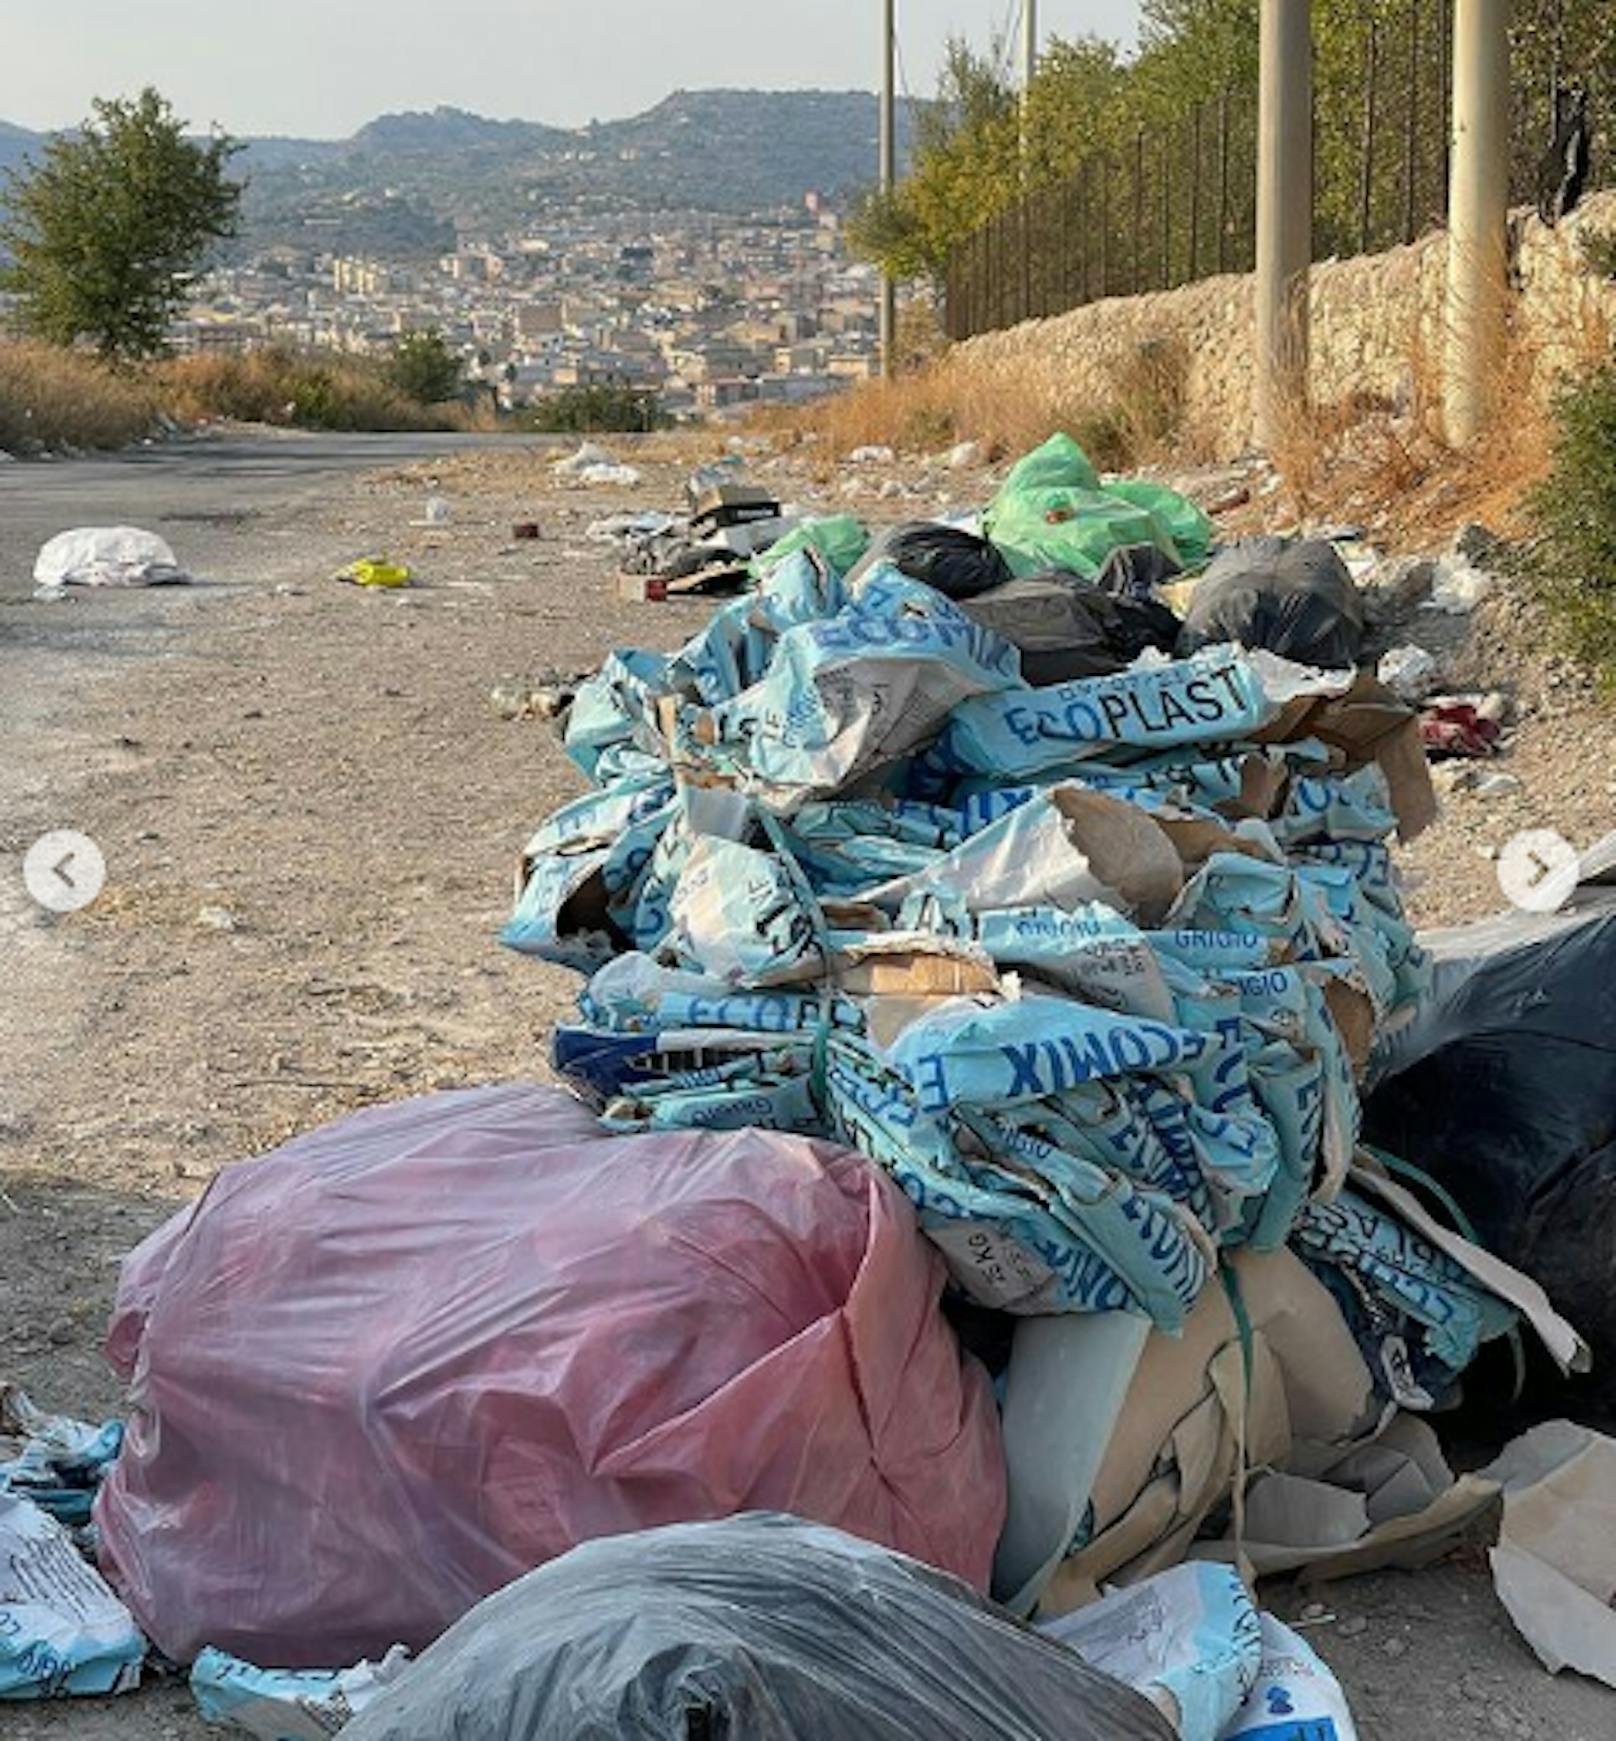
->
[1444, 0, 1510, 446]
[1021, 0, 1039, 168]
[880, 0, 897, 378]
[1254, 0, 1313, 448]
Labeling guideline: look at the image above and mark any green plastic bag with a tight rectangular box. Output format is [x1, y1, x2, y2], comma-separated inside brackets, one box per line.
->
[984, 433, 1212, 580]
[750, 514, 869, 582]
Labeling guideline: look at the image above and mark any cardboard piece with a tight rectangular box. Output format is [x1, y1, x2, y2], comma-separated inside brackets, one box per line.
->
[1484, 1421, 1616, 1686]
[1256, 672, 1437, 843]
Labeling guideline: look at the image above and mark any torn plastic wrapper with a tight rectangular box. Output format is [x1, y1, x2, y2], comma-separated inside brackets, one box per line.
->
[1041, 1562, 1263, 1741]
[0, 1387, 123, 1527]
[1219, 1614, 1359, 1740]
[0, 1492, 145, 1700]
[191, 1646, 412, 1739]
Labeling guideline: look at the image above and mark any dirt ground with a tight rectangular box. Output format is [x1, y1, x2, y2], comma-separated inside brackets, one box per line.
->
[2, 438, 1614, 1737]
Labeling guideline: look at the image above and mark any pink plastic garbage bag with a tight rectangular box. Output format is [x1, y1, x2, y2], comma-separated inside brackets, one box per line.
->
[96, 1084, 1005, 1666]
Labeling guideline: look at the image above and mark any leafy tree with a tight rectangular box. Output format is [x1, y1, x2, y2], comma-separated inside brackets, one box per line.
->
[0, 88, 242, 360]
[855, 0, 1616, 292]
[385, 329, 465, 405]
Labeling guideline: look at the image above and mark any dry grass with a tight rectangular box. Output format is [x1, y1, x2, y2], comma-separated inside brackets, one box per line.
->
[0, 341, 157, 454]
[1262, 293, 1612, 547]
[0, 340, 492, 455]
[153, 347, 470, 434]
[756, 335, 1199, 478]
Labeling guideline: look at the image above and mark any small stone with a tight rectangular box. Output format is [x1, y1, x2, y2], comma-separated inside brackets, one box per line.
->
[1472, 772, 1524, 799]
[1299, 1601, 1330, 1621]
[1382, 1635, 1409, 1658]
[196, 904, 240, 932]
[1338, 1616, 1368, 1638]
[46, 1317, 75, 1346]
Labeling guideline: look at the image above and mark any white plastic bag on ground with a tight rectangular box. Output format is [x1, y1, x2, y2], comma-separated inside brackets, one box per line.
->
[34, 527, 190, 589]
[0, 1492, 145, 1699]
[552, 441, 618, 475]
[553, 443, 641, 488]
[191, 1645, 412, 1738]
[1218, 1614, 1358, 1740]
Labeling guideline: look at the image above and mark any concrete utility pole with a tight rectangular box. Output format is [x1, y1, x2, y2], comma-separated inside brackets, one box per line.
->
[1444, 0, 1511, 446]
[879, 0, 897, 379]
[1020, 0, 1039, 171]
[1254, 0, 1313, 448]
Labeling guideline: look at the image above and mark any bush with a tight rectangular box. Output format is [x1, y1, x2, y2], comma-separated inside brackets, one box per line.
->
[518, 384, 662, 433]
[1525, 361, 1616, 684]
[0, 340, 155, 453]
[154, 346, 462, 432]
[383, 330, 463, 406]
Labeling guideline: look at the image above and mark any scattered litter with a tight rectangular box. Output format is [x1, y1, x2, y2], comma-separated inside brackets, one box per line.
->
[1419, 700, 1502, 759]
[1424, 556, 1495, 614]
[586, 511, 676, 546]
[417, 497, 450, 527]
[340, 1515, 1173, 1741]
[511, 521, 541, 541]
[195, 905, 241, 932]
[95, 1084, 1003, 1663]
[1041, 1563, 1261, 1741]
[192, 1644, 412, 1739]
[552, 442, 642, 489]
[0, 1387, 122, 1527]
[1484, 1420, 1616, 1688]
[1471, 771, 1524, 798]
[488, 671, 587, 723]
[1220, 1614, 1359, 1740]
[552, 441, 617, 475]
[1178, 537, 1366, 670]
[335, 558, 411, 589]
[1377, 644, 1440, 703]
[580, 463, 642, 488]
[1362, 554, 1437, 613]
[34, 527, 191, 590]
[846, 443, 895, 464]
[0, 1491, 145, 1700]
[31, 585, 74, 604]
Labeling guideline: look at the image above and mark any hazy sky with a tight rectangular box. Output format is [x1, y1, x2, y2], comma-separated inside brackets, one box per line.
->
[3, 1, 1142, 137]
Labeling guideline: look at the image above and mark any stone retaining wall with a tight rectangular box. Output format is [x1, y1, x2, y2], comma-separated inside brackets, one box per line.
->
[944, 191, 1616, 457]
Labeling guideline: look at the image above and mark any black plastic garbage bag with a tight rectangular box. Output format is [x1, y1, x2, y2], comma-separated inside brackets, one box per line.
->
[1365, 890, 1616, 1385]
[961, 574, 1182, 684]
[849, 522, 1014, 601]
[1178, 536, 1365, 669]
[344, 1514, 1174, 1741]
[1095, 540, 1184, 599]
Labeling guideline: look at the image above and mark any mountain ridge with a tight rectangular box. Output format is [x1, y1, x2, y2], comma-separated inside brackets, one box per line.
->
[1, 89, 918, 251]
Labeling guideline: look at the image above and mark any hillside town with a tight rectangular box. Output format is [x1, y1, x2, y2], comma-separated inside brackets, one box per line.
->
[171, 199, 882, 418]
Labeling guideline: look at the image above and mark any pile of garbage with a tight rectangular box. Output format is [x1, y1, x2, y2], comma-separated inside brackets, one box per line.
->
[590, 457, 806, 599]
[9, 434, 1616, 1738]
